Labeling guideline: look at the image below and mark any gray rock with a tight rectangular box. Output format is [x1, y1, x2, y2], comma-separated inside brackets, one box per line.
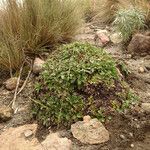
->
[71, 116, 109, 144]
[0, 106, 13, 122]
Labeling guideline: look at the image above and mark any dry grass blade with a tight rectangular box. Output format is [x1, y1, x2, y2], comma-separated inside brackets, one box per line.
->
[11, 61, 25, 110]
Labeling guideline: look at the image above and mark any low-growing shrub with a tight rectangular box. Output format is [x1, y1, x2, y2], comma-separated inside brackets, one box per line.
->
[33, 42, 138, 127]
[0, 0, 83, 72]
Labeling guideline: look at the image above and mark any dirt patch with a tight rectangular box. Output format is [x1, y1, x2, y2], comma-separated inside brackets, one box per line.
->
[39, 112, 149, 150]
[0, 79, 34, 132]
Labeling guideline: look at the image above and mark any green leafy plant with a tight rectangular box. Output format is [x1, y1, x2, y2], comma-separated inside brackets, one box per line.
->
[117, 61, 131, 77]
[0, 0, 83, 72]
[113, 8, 145, 40]
[32, 42, 137, 127]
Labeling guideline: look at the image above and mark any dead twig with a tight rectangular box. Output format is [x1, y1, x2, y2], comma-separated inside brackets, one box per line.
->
[17, 64, 32, 95]
[11, 62, 25, 110]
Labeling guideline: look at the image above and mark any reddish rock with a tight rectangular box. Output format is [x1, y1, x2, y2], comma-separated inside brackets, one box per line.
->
[95, 30, 110, 47]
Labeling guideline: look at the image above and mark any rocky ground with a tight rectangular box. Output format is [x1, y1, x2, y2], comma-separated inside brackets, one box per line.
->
[0, 24, 150, 150]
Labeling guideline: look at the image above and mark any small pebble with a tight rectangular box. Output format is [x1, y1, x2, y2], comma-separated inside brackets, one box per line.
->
[120, 134, 126, 140]
[134, 118, 138, 121]
[24, 130, 33, 138]
[83, 115, 91, 123]
[138, 67, 145, 73]
[129, 132, 133, 137]
[135, 124, 140, 129]
[126, 54, 132, 59]
[130, 144, 134, 148]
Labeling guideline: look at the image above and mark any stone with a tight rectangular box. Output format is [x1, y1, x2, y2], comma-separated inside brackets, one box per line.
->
[95, 30, 110, 47]
[41, 133, 72, 150]
[0, 106, 13, 122]
[4, 77, 19, 90]
[24, 129, 33, 138]
[120, 134, 126, 140]
[33, 58, 45, 74]
[130, 144, 134, 148]
[141, 103, 150, 113]
[83, 115, 91, 123]
[128, 33, 150, 56]
[110, 32, 123, 44]
[129, 132, 134, 137]
[71, 117, 109, 144]
[138, 67, 145, 73]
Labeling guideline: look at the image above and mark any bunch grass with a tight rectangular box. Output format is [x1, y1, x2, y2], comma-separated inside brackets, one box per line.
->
[0, 0, 83, 72]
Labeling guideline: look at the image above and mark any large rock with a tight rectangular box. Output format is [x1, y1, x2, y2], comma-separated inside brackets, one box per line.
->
[71, 116, 110, 144]
[95, 30, 110, 47]
[128, 33, 150, 56]
[141, 103, 150, 113]
[0, 105, 13, 122]
[40, 133, 72, 150]
[33, 58, 45, 74]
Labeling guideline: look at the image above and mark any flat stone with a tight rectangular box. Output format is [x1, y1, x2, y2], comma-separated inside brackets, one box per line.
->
[71, 117, 109, 144]
[24, 130, 33, 138]
[0, 124, 72, 150]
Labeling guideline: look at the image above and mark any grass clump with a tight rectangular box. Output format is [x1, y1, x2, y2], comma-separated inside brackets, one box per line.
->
[0, 0, 83, 72]
[113, 8, 145, 41]
[84, 0, 150, 25]
[33, 42, 138, 127]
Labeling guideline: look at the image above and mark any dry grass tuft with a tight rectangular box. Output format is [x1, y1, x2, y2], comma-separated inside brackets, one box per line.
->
[0, 0, 83, 72]
[84, 0, 150, 24]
